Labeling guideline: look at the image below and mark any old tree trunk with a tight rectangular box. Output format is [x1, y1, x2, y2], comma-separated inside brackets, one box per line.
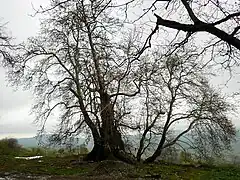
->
[83, 92, 134, 164]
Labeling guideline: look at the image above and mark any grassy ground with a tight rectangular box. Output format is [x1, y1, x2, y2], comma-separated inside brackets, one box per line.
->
[1, 155, 240, 179]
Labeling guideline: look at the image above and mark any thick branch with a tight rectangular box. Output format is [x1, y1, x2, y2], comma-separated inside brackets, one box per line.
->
[180, 0, 200, 23]
[110, 89, 140, 98]
[154, 14, 240, 50]
[69, 88, 100, 141]
[119, 123, 140, 130]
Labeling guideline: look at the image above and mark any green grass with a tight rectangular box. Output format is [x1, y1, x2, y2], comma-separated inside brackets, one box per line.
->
[197, 166, 240, 180]
[1, 155, 240, 179]
[0, 155, 89, 176]
[135, 163, 240, 180]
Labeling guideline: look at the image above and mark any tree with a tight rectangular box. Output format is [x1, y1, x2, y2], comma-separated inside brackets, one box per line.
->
[135, 0, 240, 68]
[2, 0, 237, 163]
[0, 138, 21, 155]
[134, 50, 236, 163]
[3, 0, 140, 163]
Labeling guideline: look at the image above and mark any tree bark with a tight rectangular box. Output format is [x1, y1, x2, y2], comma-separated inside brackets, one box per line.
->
[83, 92, 133, 163]
[84, 141, 136, 164]
[100, 92, 124, 150]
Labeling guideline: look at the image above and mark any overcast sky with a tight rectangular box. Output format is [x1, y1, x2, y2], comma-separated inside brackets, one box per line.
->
[0, 0, 49, 138]
[0, 0, 240, 139]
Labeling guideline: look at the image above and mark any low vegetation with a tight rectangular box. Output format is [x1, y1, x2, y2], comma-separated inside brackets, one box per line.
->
[1, 138, 240, 179]
[1, 154, 240, 179]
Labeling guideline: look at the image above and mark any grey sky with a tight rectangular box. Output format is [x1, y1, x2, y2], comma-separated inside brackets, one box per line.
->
[0, 0, 240, 139]
[0, 0, 48, 138]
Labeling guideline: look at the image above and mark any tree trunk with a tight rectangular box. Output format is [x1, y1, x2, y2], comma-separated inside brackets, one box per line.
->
[100, 92, 125, 151]
[84, 142, 136, 164]
[83, 138, 116, 162]
[144, 149, 163, 163]
[144, 135, 165, 163]
[84, 141, 105, 161]
[83, 133, 135, 164]
[84, 92, 135, 164]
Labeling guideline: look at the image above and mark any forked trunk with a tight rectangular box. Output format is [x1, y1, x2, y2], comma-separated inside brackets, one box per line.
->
[84, 131, 135, 164]
[84, 92, 135, 164]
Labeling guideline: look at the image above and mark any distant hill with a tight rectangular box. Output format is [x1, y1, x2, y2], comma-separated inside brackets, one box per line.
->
[17, 136, 93, 150]
[16, 131, 240, 155]
[18, 137, 38, 148]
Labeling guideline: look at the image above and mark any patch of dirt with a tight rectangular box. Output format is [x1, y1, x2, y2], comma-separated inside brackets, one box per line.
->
[90, 160, 135, 178]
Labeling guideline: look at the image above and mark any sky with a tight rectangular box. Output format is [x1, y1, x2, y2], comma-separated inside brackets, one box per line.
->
[0, 0, 49, 139]
[0, 0, 240, 139]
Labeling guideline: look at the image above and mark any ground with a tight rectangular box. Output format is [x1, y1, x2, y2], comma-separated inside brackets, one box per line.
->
[1, 155, 240, 179]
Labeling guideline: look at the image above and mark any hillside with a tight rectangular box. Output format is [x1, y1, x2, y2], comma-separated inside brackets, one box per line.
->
[17, 132, 240, 155]
[17, 136, 93, 150]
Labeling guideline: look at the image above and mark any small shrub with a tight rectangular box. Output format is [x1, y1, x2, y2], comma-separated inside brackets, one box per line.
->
[0, 138, 21, 155]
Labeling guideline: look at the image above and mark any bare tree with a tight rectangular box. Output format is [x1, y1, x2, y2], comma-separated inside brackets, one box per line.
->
[2, 0, 237, 164]
[3, 0, 140, 163]
[134, 50, 236, 163]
